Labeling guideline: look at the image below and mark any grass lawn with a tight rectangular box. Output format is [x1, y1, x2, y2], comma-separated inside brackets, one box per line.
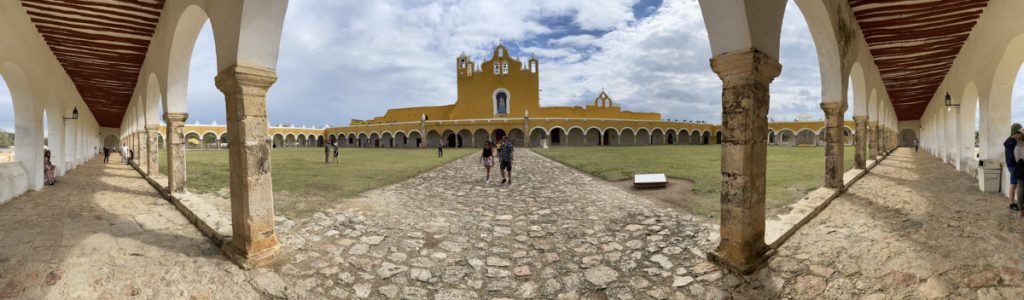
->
[534, 145, 855, 218]
[159, 148, 476, 218]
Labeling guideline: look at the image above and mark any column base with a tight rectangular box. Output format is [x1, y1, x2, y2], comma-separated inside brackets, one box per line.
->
[221, 235, 279, 269]
[707, 247, 769, 275]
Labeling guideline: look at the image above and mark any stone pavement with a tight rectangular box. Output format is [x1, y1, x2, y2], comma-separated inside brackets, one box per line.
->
[753, 148, 1024, 299]
[6, 147, 1021, 299]
[270, 149, 729, 299]
[0, 157, 261, 299]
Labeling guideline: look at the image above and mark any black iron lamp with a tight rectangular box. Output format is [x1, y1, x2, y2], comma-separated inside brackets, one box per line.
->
[63, 106, 79, 120]
[944, 92, 960, 110]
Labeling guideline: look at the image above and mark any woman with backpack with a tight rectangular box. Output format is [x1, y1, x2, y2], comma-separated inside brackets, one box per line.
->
[480, 141, 494, 183]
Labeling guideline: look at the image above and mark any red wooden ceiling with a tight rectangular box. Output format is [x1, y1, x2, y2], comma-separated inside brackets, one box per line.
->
[21, 0, 165, 127]
[849, 0, 988, 120]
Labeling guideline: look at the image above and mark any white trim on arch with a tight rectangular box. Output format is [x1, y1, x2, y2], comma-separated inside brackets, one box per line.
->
[492, 88, 511, 115]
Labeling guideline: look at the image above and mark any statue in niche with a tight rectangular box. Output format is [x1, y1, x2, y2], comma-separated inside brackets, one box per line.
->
[496, 91, 508, 115]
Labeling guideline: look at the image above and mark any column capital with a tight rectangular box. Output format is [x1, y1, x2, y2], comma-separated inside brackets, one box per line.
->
[853, 115, 869, 122]
[868, 120, 878, 126]
[164, 112, 188, 123]
[820, 102, 846, 115]
[215, 64, 277, 96]
[145, 124, 160, 131]
[710, 48, 782, 87]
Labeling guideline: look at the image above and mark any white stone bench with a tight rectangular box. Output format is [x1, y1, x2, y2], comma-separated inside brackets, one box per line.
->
[633, 173, 667, 189]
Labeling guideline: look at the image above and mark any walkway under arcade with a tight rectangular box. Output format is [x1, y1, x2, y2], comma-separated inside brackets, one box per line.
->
[1, 0, 1024, 298]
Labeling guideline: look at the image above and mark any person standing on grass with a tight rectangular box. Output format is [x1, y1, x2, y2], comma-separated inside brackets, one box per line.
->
[498, 136, 514, 184]
[481, 141, 494, 183]
[1007, 123, 1023, 211]
[103, 146, 111, 164]
[332, 143, 340, 164]
[437, 141, 443, 158]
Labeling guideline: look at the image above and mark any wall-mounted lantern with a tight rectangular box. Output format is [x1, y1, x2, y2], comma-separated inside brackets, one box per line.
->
[945, 92, 960, 112]
[63, 107, 79, 120]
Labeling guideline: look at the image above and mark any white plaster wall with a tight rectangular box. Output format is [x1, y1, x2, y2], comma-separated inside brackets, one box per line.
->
[0, 162, 28, 205]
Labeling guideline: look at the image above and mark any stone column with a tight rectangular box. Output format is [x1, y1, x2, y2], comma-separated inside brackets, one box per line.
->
[216, 65, 279, 268]
[165, 112, 188, 192]
[146, 125, 160, 175]
[707, 49, 780, 274]
[853, 116, 868, 169]
[821, 102, 845, 189]
[131, 132, 139, 167]
[868, 121, 879, 160]
[138, 131, 147, 170]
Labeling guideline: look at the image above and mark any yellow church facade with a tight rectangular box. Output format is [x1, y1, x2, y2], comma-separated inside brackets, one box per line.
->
[323, 44, 719, 148]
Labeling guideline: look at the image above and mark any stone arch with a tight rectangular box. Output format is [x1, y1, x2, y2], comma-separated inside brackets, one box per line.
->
[779, 129, 796, 147]
[679, 129, 691, 145]
[796, 129, 816, 146]
[585, 127, 602, 146]
[665, 129, 677, 145]
[185, 132, 202, 149]
[768, 129, 776, 145]
[316, 135, 324, 147]
[529, 127, 547, 147]
[900, 129, 918, 147]
[843, 127, 853, 145]
[567, 127, 585, 146]
[603, 128, 619, 146]
[441, 129, 456, 147]
[346, 133, 356, 146]
[457, 129, 472, 148]
[296, 134, 306, 147]
[690, 130, 701, 145]
[203, 131, 220, 149]
[394, 131, 408, 148]
[328, 134, 337, 145]
[427, 130, 441, 147]
[985, 35, 1024, 161]
[651, 128, 664, 145]
[636, 128, 651, 145]
[367, 132, 379, 148]
[382, 132, 394, 148]
[549, 127, 565, 146]
[492, 129, 507, 142]
[358, 133, 369, 148]
[620, 128, 636, 146]
[408, 131, 423, 148]
[509, 128, 526, 147]
[473, 129, 489, 147]
[701, 131, 711, 145]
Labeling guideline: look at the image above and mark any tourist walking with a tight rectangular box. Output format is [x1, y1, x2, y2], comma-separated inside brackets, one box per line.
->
[103, 146, 111, 163]
[437, 141, 443, 158]
[481, 141, 494, 183]
[332, 143, 340, 163]
[498, 136, 514, 184]
[324, 142, 330, 164]
[913, 138, 919, 152]
[1007, 123, 1022, 211]
[127, 149, 134, 166]
[120, 144, 128, 164]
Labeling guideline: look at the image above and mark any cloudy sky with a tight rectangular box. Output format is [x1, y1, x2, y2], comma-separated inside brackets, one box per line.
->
[3, 0, 1024, 132]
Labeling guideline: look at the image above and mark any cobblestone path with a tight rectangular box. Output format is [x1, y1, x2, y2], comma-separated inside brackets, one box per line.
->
[270, 150, 731, 299]
[759, 148, 1024, 299]
[0, 157, 260, 299]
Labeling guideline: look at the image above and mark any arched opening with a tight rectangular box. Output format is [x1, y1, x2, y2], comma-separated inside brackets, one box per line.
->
[328, 134, 337, 146]
[509, 128, 525, 147]
[297, 134, 306, 147]
[843, 127, 853, 146]
[358, 133, 368, 147]
[157, 133, 165, 150]
[666, 129, 677, 145]
[185, 132, 201, 149]
[369, 133, 380, 148]
[184, 19, 224, 135]
[103, 135, 119, 149]
[458, 129, 472, 148]
[900, 129, 918, 147]
[715, 131, 722, 144]
[395, 132, 407, 148]
[427, 130, 441, 147]
[679, 129, 691, 145]
[347, 134, 356, 146]
[701, 131, 710, 145]
[0, 74, 12, 162]
[409, 131, 423, 148]
[272, 133, 284, 149]
[690, 130, 701, 145]
[202, 132, 218, 149]
[779, 130, 797, 147]
[446, 133, 457, 148]
[768, 130, 776, 145]
[473, 129, 489, 147]
[585, 128, 601, 146]
[796, 129, 816, 146]
[567, 128, 585, 146]
[493, 129, 507, 142]
[220, 133, 229, 147]
[651, 129, 664, 145]
[529, 128, 547, 147]
[603, 129, 619, 145]
[620, 128, 636, 146]
[549, 127, 563, 145]
[636, 129, 651, 146]
[382, 132, 394, 148]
